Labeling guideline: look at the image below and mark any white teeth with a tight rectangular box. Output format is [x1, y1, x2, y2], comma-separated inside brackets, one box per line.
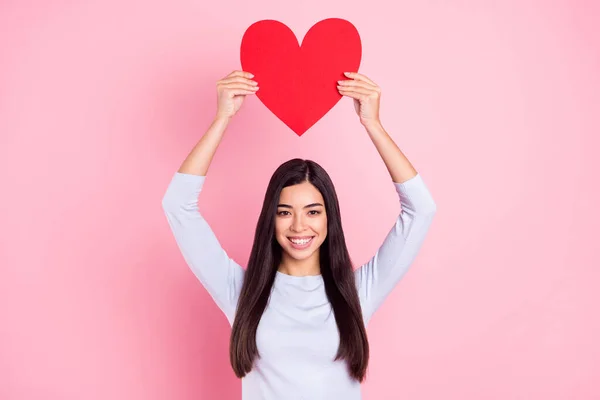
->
[290, 238, 312, 245]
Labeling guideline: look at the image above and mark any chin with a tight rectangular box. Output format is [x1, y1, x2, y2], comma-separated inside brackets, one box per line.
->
[287, 248, 319, 261]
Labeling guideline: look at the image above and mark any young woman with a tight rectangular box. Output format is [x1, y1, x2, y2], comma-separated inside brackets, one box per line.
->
[162, 70, 437, 399]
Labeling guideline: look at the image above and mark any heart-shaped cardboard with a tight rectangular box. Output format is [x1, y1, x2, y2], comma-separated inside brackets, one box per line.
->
[240, 18, 362, 136]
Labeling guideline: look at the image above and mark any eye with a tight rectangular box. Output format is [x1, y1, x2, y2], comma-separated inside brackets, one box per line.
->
[308, 210, 321, 215]
[277, 210, 290, 216]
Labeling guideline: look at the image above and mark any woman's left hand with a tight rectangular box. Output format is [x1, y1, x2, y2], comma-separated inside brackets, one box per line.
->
[337, 72, 382, 129]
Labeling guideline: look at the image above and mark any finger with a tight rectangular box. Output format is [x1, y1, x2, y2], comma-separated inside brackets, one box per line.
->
[337, 90, 364, 101]
[222, 83, 259, 93]
[219, 77, 258, 86]
[230, 70, 254, 78]
[224, 70, 255, 79]
[344, 72, 376, 86]
[228, 88, 258, 96]
[338, 79, 377, 91]
[337, 86, 373, 97]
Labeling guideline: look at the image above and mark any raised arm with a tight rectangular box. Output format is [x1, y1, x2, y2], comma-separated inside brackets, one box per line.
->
[338, 72, 437, 323]
[161, 71, 258, 325]
[354, 175, 436, 323]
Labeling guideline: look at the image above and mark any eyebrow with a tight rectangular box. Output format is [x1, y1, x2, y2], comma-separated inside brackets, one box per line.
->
[277, 203, 324, 209]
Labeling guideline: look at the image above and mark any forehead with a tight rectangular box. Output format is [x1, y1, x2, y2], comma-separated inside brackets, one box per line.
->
[278, 182, 324, 205]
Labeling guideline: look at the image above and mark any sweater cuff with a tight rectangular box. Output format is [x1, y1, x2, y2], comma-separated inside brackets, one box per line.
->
[393, 173, 437, 213]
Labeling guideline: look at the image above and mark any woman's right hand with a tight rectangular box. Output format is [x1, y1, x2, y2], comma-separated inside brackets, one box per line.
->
[215, 70, 259, 120]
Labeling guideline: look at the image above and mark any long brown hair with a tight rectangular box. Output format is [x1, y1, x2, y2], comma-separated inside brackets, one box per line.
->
[229, 158, 369, 382]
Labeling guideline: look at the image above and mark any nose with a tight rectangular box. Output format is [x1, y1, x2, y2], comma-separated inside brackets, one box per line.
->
[290, 214, 306, 232]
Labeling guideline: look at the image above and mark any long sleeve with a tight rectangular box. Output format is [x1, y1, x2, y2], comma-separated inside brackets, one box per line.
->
[161, 172, 245, 326]
[355, 173, 437, 325]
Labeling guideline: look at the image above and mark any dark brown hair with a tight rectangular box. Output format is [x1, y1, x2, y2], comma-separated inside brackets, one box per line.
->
[229, 158, 369, 382]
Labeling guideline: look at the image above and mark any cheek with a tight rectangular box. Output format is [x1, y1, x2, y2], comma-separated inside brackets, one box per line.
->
[274, 220, 285, 241]
[315, 216, 328, 235]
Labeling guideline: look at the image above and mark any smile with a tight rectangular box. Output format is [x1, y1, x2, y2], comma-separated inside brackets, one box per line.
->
[288, 236, 314, 249]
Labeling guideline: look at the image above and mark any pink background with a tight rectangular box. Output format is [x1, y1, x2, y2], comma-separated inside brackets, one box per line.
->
[1, 1, 599, 399]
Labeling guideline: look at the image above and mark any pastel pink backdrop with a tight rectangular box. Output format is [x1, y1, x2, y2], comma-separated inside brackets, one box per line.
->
[1, 1, 599, 399]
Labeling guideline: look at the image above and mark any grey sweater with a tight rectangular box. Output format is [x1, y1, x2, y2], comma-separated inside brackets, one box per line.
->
[162, 172, 437, 400]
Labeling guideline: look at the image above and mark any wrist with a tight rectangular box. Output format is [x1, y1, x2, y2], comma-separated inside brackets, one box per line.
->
[213, 114, 233, 125]
[363, 119, 384, 134]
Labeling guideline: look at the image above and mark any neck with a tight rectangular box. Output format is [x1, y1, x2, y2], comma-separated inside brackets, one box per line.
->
[278, 250, 321, 276]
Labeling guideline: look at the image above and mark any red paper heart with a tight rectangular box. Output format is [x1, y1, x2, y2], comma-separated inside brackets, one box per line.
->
[240, 19, 362, 136]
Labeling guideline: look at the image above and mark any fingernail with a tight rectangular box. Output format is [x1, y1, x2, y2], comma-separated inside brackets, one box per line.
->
[344, 72, 351, 76]
[248, 73, 254, 78]
[337, 80, 343, 84]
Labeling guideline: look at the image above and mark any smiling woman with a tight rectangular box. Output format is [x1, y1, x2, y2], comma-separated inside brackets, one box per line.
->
[161, 70, 437, 400]
[230, 158, 370, 387]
